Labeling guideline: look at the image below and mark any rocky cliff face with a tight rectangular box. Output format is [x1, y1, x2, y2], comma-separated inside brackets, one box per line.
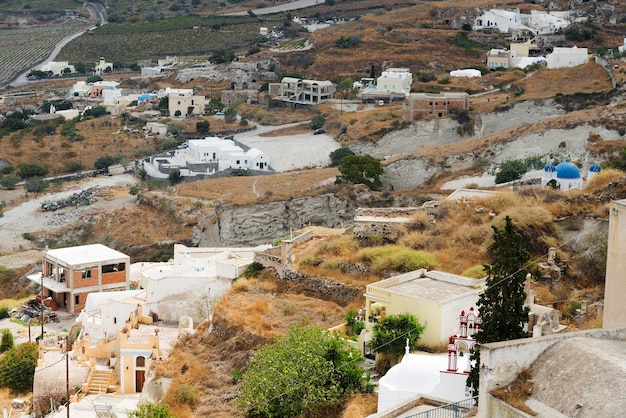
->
[360, 99, 626, 191]
[192, 194, 357, 247]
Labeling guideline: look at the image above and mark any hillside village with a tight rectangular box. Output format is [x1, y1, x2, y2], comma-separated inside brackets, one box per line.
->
[2, 0, 626, 417]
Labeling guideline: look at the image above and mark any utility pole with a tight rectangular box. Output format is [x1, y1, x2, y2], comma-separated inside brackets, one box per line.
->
[40, 274, 44, 339]
[66, 335, 70, 418]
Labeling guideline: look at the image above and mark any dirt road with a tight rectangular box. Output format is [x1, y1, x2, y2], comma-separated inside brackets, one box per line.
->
[0, 174, 137, 255]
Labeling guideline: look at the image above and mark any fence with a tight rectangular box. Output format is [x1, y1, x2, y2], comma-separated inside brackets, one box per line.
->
[404, 397, 478, 418]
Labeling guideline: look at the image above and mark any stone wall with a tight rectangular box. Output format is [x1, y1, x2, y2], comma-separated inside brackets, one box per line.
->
[192, 194, 356, 247]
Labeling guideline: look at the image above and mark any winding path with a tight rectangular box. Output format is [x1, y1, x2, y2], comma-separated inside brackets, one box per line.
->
[9, 2, 107, 88]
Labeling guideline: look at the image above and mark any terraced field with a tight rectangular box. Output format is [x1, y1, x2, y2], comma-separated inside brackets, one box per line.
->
[56, 16, 264, 64]
[0, 22, 92, 87]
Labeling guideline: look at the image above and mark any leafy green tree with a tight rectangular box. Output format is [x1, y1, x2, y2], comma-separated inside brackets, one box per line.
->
[370, 313, 425, 373]
[17, 163, 48, 179]
[61, 124, 83, 142]
[94, 155, 120, 172]
[128, 402, 173, 418]
[74, 63, 87, 74]
[0, 175, 20, 190]
[196, 120, 210, 133]
[24, 177, 49, 194]
[337, 78, 357, 114]
[0, 342, 38, 392]
[209, 49, 235, 64]
[169, 169, 182, 185]
[310, 115, 325, 130]
[467, 216, 530, 396]
[158, 97, 169, 111]
[224, 107, 238, 123]
[329, 148, 355, 166]
[335, 35, 361, 49]
[82, 106, 110, 119]
[86, 75, 103, 83]
[335, 154, 384, 191]
[337, 78, 357, 99]
[495, 160, 528, 184]
[237, 325, 367, 418]
[0, 329, 14, 353]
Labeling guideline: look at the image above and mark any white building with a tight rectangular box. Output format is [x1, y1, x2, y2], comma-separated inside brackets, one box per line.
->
[94, 56, 113, 75]
[69, 81, 92, 97]
[78, 290, 148, 341]
[144, 122, 168, 137]
[473, 9, 523, 33]
[183, 138, 270, 173]
[541, 160, 585, 190]
[450, 69, 482, 78]
[376, 68, 413, 96]
[40, 61, 75, 76]
[474, 8, 573, 35]
[546, 46, 589, 69]
[523, 9, 570, 34]
[165, 87, 206, 116]
[130, 244, 270, 322]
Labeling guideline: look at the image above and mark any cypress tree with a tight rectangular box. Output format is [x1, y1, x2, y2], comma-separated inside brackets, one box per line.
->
[467, 216, 530, 396]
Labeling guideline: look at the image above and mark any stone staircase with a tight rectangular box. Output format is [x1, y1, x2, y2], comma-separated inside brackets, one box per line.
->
[87, 368, 113, 395]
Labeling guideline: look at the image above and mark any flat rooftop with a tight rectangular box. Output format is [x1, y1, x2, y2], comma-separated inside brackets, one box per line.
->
[45, 244, 129, 265]
[368, 270, 484, 303]
[386, 277, 479, 303]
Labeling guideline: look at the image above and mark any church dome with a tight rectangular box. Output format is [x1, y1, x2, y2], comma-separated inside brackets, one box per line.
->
[589, 163, 601, 173]
[556, 160, 581, 179]
[544, 163, 556, 172]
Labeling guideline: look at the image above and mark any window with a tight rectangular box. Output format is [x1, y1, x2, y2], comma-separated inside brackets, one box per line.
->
[102, 264, 118, 273]
[75, 295, 80, 305]
[82, 269, 92, 279]
[136, 356, 145, 367]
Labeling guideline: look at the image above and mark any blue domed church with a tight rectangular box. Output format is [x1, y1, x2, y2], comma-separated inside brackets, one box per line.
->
[542, 159, 595, 190]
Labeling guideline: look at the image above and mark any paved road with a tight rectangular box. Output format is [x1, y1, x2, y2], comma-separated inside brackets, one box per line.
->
[223, 0, 322, 16]
[9, 2, 106, 88]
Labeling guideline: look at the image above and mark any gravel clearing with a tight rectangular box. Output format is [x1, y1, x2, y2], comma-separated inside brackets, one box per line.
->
[0, 174, 137, 255]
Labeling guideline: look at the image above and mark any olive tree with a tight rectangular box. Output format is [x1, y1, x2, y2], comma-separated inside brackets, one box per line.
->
[335, 154, 383, 191]
[237, 325, 368, 417]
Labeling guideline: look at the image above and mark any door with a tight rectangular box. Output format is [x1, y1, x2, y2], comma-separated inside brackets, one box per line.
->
[135, 370, 145, 392]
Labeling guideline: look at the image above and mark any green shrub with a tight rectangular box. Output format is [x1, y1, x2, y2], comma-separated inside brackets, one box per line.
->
[243, 262, 265, 278]
[0, 329, 14, 353]
[310, 115, 325, 130]
[357, 245, 440, 272]
[0, 306, 8, 319]
[461, 265, 486, 278]
[495, 160, 528, 184]
[335, 35, 361, 49]
[0, 342, 38, 392]
[172, 384, 197, 406]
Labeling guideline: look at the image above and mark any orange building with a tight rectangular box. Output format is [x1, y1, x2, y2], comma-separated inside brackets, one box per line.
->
[33, 244, 130, 313]
[402, 92, 470, 120]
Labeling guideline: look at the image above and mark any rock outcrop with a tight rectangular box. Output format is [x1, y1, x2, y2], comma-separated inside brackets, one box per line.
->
[192, 194, 357, 247]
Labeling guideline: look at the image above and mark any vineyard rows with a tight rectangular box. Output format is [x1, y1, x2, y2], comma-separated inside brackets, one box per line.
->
[0, 22, 91, 87]
[56, 22, 262, 64]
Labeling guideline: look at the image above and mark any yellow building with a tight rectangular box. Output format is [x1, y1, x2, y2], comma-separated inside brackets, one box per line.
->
[364, 269, 485, 347]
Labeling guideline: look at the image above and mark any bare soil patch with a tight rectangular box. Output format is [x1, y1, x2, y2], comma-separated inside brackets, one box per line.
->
[177, 167, 339, 206]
